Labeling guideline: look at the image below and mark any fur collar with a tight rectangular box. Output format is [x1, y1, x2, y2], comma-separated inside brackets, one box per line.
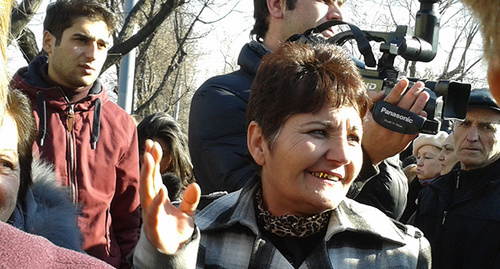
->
[8, 158, 83, 251]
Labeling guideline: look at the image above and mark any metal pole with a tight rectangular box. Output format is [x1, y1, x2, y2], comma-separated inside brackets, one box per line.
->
[117, 0, 138, 114]
[174, 84, 182, 121]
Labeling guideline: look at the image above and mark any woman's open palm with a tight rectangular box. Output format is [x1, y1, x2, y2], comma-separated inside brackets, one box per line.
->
[140, 139, 201, 254]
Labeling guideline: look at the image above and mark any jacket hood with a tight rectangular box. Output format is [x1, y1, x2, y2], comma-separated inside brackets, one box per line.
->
[11, 55, 109, 111]
[8, 157, 83, 251]
[12, 55, 107, 148]
[237, 41, 270, 77]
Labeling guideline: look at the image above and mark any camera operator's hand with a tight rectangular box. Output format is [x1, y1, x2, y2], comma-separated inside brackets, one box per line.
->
[140, 139, 201, 254]
[362, 78, 429, 165]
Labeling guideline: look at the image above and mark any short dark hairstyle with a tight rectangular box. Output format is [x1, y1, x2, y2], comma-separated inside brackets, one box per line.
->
[44, 0, 116, 46]
[251, 0, 298, 42]
[6, 89, 37, 203]
[137, 112, 195, 189]
[247, 42, 368, 152]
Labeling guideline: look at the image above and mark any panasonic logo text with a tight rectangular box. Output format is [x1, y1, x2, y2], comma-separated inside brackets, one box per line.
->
[380, 107, 413, 123]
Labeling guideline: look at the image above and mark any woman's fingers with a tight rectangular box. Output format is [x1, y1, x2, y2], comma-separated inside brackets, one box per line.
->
[179, 183, 201, 217]
[140, 139, 198, 254]
[140, 149, 156, 210]
[143, 186, 170, 252]
[140, 139, 168, 210]
[151, 141, 165, 195]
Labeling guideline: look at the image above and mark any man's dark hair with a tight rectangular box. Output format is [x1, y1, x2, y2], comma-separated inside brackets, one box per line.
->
[44, 0, 116, 46]
[251, 0, 298, 42]
[6, 89, 37, 203]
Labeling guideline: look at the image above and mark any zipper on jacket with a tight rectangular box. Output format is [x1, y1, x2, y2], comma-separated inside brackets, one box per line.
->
[68, 104, 75, 132]
[442, 211, 447, 225]
[67, 104, 77, 203]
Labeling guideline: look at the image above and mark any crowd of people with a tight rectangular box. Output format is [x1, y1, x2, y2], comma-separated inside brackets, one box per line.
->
[0, 0, 499, 268]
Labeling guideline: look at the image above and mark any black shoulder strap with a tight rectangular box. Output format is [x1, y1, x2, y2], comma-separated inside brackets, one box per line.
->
[319, 20, 376, 67]
[287, 20, 376, 68]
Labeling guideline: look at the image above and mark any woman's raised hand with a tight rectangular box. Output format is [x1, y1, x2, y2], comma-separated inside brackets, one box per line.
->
[140, 139, 201, 254]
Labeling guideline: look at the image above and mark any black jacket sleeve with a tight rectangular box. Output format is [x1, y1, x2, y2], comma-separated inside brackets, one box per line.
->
[348, 154, 408, 220]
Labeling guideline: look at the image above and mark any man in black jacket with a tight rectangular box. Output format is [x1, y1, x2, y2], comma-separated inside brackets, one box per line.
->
[415, 88, 500, 268]
[189, 0, 429, 218]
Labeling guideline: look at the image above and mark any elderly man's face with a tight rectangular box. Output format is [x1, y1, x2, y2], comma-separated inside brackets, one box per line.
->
[453, 107, 500, 171]
[0, 114, 20, 222]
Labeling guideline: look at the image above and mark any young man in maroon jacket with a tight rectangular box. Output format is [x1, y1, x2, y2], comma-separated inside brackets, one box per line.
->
[10, 1, 140, 267]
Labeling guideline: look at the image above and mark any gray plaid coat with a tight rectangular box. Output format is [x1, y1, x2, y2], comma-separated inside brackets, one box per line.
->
[132, 180, 431, 269]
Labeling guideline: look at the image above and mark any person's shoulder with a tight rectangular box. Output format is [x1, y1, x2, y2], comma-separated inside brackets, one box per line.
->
[0, 221, 112, 268]
[100, 100, 136, 126]
[197, 190, 240, 218]
[421, 173, 454, 196]
[190, 70, 253, 115]
[99, 102, 138, 145]
[343, 198, 389, 216]
[196, 191, 229, 211]
[342, 199, 424, 241]
[195, 69, 253, 97]
[390, 218, 425, 239]
[350, 199, 426, 240]
[191, 42, 260, 104]
[195, 41, 259, 96]
[195, 188, 254, 232]
[10, 57, 48, 94]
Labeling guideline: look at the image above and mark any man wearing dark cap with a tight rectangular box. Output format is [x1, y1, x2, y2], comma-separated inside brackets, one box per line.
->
[414, 88, 500, 268]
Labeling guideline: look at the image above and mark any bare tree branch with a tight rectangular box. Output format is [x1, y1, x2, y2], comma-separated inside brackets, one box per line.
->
[17, 28, 42, 63]
[197, 0, 240, 24]
[118, 0, 150, 42]
[9, 0, 44, 43]
[103, 0, 186, 72]
[134, 2, 207, 114]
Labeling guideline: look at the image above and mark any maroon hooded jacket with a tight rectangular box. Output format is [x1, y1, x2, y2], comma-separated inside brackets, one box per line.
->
[11, 56, 140, 268]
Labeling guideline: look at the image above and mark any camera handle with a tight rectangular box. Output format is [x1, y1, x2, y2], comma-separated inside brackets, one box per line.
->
[372, 101, 440, 135]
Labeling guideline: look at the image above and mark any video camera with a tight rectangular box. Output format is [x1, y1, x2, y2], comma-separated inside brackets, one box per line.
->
[286, 0, 471, 135]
